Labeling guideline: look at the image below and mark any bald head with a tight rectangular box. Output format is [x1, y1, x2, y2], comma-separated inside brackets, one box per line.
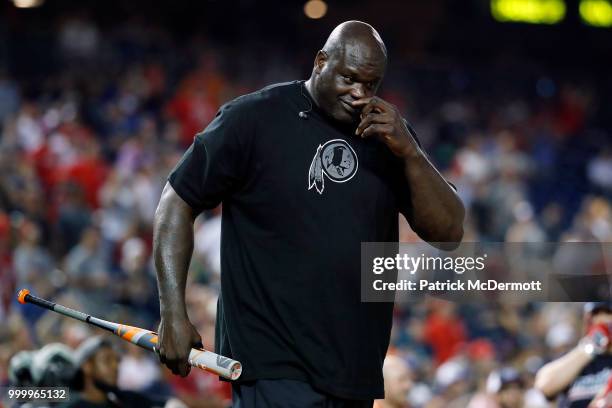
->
[306, 21, 387, 124]
[322, 20, 387, 64]
[382, 355, 413, 407]
[383, 355, 410, 380]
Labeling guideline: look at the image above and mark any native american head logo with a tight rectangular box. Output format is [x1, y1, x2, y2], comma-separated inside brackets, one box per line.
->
[308, 139, 358, 194]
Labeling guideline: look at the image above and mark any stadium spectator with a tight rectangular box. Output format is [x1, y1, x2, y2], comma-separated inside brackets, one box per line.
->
[467, 367, 526, 408]
[426, 357, 473, 407]
[374, 355, 414, 408]
[423, 301, 466, 365]
[13, 218, 55, 299]
[64, 336, 183, 408]
[535, 302, 612, 407]
[64, 225, 110, 311]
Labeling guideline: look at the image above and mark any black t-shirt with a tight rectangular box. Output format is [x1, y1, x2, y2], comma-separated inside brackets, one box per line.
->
[168, 81, 415, 400]
[559, 354, 612, 408]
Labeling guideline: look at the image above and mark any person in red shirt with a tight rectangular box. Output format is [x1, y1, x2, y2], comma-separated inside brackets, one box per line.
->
[424, 301, 467, 365]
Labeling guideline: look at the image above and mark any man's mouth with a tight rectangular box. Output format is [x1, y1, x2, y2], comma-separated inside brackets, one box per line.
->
[340, 100, 357, 114]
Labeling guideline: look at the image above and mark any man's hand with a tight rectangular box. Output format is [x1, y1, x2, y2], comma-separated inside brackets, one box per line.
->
[352, 96, 419, 159]
[582, 323, 611, 356]
[157, 314, 203, 377]
[352, 96, 465, 246]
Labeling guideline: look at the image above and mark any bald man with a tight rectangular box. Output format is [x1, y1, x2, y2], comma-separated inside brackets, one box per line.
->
[375, 355, 414, 408]
[155, 21, 464, 407]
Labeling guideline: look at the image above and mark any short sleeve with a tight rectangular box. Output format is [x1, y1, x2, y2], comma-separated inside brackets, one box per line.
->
[168, 100, 253, 212]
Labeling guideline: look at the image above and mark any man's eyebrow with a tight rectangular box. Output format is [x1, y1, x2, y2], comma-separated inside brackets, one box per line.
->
[341, 67, 380, 82]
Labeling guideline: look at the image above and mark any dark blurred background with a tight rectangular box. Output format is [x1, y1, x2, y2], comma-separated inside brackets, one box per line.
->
[0, 0, 611, 407]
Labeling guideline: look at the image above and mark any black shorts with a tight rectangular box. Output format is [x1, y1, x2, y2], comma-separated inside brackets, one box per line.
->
[231, 379, 374, 408]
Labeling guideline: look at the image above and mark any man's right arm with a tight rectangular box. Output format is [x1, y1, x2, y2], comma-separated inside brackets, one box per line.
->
[153, 182, 203, 377]
[534, 345, 593, 399]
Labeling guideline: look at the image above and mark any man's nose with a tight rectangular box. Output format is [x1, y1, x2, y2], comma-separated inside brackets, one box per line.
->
[350, 83, 367, 99]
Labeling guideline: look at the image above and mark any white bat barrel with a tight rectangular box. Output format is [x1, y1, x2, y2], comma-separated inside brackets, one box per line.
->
[188, 348, 242, 380]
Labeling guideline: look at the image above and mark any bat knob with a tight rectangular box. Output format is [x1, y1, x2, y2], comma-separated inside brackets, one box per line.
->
[17, 289, 30, 304]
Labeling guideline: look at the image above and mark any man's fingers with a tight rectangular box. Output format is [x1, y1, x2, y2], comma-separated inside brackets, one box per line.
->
[157, 347, 167, 365]
[351, 96, 381, 108]
[164, 354, 191, 376]
[356, 112, 392, 135]
[157, 344, 191, 375]
[351, 97, 377, 118]
[156, 322, 164, 361]
[350, 97, 372, 107]
[156, 320, 202, 377]
[156, 342, 168, 364]
[170, 356, 191, 377]
[362, 101, 380, 117]
[361, 123, 394, 139]
[191, 329, 203, 349]
[178, 362, 191, 377]
[352, 97, 388, 117]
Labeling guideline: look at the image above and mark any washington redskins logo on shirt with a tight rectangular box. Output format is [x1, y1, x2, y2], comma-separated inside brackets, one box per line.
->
[308, 139, 358, 194]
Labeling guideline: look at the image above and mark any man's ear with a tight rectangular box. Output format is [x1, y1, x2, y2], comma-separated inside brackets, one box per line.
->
[314, 50, 328, 74]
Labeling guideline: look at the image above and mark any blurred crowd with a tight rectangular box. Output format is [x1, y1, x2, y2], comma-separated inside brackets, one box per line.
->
[0, 14, 611, 408]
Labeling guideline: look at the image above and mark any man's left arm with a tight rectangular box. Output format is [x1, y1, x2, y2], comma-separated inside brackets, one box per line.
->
[353, 96, 465, 248]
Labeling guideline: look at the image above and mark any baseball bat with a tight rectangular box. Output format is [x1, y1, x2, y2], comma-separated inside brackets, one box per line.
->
[16, 289, 242, 380]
